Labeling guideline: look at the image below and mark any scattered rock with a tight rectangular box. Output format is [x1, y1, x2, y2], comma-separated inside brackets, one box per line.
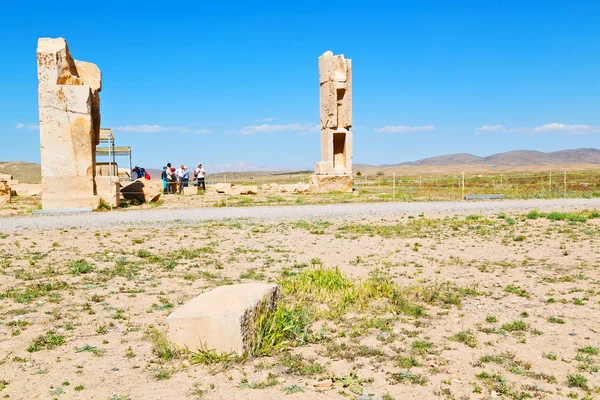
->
[120, 179, 161, 203]
[313, 378, 334, 387]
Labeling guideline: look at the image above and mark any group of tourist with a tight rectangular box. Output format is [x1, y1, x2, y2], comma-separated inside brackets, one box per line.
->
[161, 163, 206, 194]
[131, 166, 150, 180]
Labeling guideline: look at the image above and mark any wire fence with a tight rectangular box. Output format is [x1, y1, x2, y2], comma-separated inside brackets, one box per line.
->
[192, 170, 600, 205]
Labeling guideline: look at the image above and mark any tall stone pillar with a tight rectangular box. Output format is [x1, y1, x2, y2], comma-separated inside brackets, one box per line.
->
[309, 51, 353, 193]
[37, 38, 103, 209]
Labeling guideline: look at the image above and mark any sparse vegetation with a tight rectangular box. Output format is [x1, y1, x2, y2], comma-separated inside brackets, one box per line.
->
[0, 206, 598, 398]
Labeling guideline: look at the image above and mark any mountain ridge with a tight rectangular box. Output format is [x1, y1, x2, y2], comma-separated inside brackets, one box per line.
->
[386, 148, 600, 167]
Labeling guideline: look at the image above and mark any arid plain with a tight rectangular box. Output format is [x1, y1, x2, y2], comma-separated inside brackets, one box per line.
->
[1, 204, 599, 399]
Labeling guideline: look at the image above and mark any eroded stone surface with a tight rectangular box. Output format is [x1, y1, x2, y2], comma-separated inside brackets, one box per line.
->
[311, 51, 353, 193]
[120, 179, 161, 203]
[309, 174, 353, 193]
[37, 37, 103, 210]
[166, 283, 280, 355]
[0, 181, 11, 206]
[11, 184, 42, 197]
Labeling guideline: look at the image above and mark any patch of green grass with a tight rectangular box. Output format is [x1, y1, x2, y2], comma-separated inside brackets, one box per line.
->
[74, 344, 105, 356]
[412, 340, 434, 354]
[249, 301, 312, 357]
[239, 373, 279, 389]
[578, 346, 598, 355]
[547, 316, 565, 324]
[69, 259, 94, 275]
[27, 330, 65, 352]
[280, 353, 325, 376]
[146, 328, 179, 361]
[396, 355, 420, 368]
[282, 384, 304, 394]
[449, 329, 478, 348]
[388, 370, 428, 385]
[336, 372, 375, 394]
[504, 284, 529, 297]
[501, 320, 527, 332]
[239, 268, 266, 280]
[190, 349, 238, 365]
[485, 315, 497, 323]
[567, 374, 588, 389]
[0, 281, 69, 304]
[154, 370, 171, 380]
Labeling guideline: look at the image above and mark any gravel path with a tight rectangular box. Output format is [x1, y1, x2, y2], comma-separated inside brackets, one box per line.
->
[1, 198, 600, 232]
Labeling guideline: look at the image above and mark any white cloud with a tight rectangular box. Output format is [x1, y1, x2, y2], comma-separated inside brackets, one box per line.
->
[374, 125, 436, 133]
[15, 123, 39, 130]
[475, 122, 600, 135]
[194, 129, 211, 134]
[114, 125, 192, 133]
[239, 123, 318, 135]
[255, 117, 275, 123]
[475, 124, 505, 133]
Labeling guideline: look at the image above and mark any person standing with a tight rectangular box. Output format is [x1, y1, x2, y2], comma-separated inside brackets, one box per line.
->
[161, 166, 168, 194]
[182, 166, 190, 189]
[166, 164, 175, 194]
[175, 164, 185, 194]
[194, 164, 206, 191]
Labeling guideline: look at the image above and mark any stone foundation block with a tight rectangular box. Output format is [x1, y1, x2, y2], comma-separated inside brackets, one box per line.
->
[309, 174, 353, 193]
[214, 183, 232, 193]
[166, 283, 280, 355]
[120, 179, 161, 203]
[183, 186, 198, 195]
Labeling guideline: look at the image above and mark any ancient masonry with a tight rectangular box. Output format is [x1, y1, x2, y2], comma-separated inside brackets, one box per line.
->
[167, 283, 281, 355]
[37, 38, 119, 210]
[309, 51, 354, 193]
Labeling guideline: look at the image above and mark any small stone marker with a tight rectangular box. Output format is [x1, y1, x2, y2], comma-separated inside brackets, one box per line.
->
[166, 283, 280, 355]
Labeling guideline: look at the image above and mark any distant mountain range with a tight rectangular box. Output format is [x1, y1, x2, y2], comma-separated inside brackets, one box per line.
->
[4, 149, 600, 183]
[369, 148, 600, 167]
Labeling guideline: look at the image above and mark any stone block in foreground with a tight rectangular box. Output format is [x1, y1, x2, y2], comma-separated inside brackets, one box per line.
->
[166, 283, 280, 355]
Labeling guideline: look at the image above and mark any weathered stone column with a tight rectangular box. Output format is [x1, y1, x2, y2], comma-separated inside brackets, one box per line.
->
[37, 38, 102, 209]
[310, 51, 353, 193]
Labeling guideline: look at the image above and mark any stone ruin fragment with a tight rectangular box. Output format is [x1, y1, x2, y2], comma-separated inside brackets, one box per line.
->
[37, 38, 119, 210]
[309, 51, 354, 193]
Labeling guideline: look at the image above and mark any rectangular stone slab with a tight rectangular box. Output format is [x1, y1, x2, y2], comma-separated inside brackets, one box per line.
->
[166, 283, 280, 355]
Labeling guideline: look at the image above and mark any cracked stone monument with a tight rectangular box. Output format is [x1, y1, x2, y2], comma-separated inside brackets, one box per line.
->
[37, 38, 118, 210]
[309, 51, 354, 193]
[166, 283, 280, 355]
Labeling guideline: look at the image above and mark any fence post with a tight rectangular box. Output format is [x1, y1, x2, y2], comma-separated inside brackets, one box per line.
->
[461, 171, 465, 200]
[549, 172, 552, 193]
[420, 175, 422, 189]
[393, 172, 395, 202]
[225, 175, 228, 207]
[564, 170, 567, 198]
[500, 173, 503, 187]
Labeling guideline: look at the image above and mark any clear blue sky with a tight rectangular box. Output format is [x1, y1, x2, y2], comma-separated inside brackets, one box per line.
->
[1, 0, 599, 170]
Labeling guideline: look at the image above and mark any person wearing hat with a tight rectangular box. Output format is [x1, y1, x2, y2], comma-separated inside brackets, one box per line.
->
[194, 163, 206, 191]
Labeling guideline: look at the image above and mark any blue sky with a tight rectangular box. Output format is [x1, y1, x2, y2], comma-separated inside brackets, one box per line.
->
[1, 0, 599, 170]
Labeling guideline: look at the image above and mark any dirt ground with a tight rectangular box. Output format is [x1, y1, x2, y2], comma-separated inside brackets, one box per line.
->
[1, 207, 599, 399]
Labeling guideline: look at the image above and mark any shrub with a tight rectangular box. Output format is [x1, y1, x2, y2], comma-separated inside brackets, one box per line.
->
[69, 259, 94, 275]
[27, 330, 65, 352]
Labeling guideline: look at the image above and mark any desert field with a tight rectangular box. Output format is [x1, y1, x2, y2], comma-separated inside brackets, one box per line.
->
[1, 204, 600, 399]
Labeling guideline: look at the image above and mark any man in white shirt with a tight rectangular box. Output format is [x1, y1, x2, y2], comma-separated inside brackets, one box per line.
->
[175, 165, 185, 194]
[194, 164, 206, 191]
